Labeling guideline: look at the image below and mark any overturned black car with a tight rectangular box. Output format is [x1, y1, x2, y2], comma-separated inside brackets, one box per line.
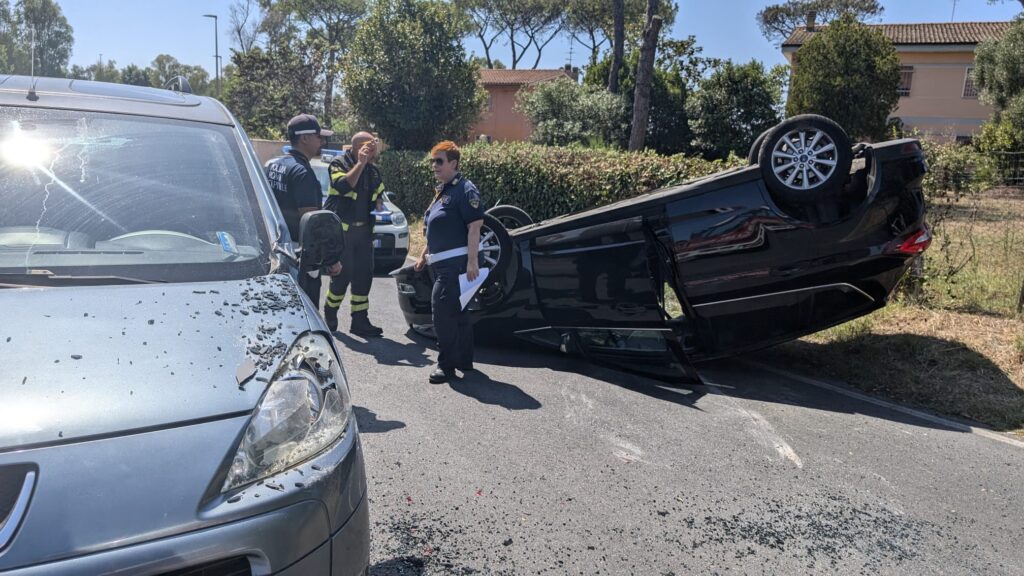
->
[393, 115, 930, 382]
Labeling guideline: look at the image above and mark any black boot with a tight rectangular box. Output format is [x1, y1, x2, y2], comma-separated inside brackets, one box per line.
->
[350, 314, 383, 337]
[429, 368, 456, 384]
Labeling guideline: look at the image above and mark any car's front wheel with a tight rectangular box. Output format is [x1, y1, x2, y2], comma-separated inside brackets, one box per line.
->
[486, 205, 533, 230]
[473, 213, 515, 307]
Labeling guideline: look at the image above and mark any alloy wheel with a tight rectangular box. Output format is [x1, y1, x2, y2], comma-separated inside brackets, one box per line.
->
[770, 128, 839, 190]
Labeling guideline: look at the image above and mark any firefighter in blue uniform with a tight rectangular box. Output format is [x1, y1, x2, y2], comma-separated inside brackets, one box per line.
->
[264, 114, 341, 304]
[414, 141, 485, 384]
[324, 132, 385, 337]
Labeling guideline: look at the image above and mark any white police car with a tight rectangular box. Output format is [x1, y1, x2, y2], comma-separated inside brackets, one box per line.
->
[276, 147, 410, 270]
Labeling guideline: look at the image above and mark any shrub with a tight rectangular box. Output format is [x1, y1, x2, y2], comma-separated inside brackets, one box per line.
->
[342, 0, 485, 150]
[583, 51, 692, 155]
[515, 78, 628, 148]
[902, 138, 997, 303]
[378, 142, 740, 220]
[787, 14, 901, 141]
[976, 118, 1024, 154]
[921, 139, 995, 201]
[687, 60, 786, 160]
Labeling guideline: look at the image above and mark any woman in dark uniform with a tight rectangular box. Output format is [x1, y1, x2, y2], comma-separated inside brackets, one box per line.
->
[414, 141, 485, 384]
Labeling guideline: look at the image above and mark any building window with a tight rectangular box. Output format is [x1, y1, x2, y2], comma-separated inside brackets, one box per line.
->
[963, 67, 979, 99]
[487, 93, 494, 111]
[897, 66, 914, 97]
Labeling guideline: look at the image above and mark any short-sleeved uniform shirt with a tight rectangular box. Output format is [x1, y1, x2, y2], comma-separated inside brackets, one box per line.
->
[265, 150, 322, 240]
[424, 173, 485, 255]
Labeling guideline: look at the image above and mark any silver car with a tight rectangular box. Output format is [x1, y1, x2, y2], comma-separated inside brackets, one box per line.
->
[0, 77, 369, 575]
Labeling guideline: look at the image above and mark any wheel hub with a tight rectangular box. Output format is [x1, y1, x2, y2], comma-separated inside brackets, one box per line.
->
[770, 127, 839, 191]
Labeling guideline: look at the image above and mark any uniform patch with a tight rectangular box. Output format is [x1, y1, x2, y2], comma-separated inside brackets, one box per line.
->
[469, 197, 480, 209]
[442, 195, 452, 205]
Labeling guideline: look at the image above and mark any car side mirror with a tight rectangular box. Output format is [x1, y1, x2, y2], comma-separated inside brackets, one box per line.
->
[385, 191, 398, 203]
[298, 210, 344, 271]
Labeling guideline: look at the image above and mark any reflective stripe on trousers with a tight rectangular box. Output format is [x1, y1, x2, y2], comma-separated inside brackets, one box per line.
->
[326, 224, 374, 317]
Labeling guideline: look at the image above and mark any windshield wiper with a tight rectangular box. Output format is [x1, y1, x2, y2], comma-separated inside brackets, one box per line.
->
[0, 273, 165, 287]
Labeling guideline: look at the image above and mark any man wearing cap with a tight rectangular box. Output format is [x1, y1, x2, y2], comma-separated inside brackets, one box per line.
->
[265, 114, 341, 304]
[323, 131, 386, 337]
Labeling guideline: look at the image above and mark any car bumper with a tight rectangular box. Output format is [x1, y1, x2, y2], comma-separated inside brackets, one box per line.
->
[373, 224, 409, 264]
[0, 417, 369, 576]
[4, 494, 369, 576]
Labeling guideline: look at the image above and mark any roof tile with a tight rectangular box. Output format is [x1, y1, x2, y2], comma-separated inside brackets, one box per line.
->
[478, 68, 573, 86]
[783, 21, 1013, 47]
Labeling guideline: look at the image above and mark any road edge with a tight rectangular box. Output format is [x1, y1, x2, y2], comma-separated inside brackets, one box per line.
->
[741, 358, 1024, 450]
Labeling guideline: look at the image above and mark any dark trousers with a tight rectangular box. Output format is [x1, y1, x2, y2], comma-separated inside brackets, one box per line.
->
[326, 223, 374, 317]
[298, 270, 321, 307]
[430, 256, 473, 372]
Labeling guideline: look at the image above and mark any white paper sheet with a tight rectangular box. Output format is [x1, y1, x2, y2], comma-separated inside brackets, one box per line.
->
[459, 267, 490, 310]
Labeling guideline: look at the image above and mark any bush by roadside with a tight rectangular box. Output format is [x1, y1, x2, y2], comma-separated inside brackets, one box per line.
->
[377, 142, 741, 220]
[903, 139, 996, 305]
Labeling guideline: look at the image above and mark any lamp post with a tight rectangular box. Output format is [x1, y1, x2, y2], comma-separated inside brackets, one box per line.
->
[202, 14, 220, 97]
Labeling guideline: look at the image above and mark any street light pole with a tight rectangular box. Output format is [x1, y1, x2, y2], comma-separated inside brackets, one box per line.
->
[203, 14, 220, 97]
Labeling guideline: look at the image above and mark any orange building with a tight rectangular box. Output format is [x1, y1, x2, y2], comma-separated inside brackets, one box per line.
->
[783, 21, 1012, 142]
[469, 67, 576, 143]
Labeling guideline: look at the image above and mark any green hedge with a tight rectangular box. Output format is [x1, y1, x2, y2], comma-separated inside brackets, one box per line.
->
[377, 142, 742, 221]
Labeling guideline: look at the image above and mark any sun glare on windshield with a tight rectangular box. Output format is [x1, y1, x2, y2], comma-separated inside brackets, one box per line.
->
[2, 123, 51, 168]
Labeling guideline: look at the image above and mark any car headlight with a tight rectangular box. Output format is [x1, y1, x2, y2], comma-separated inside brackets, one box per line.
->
[392, 212, 406, 226]
[223, 333, 351, 492]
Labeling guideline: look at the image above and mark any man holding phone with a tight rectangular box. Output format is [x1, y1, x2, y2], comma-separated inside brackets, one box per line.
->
[324, 131, 386, 337]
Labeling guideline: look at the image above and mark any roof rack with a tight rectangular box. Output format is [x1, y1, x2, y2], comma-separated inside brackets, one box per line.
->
[163, 75, 193, 94]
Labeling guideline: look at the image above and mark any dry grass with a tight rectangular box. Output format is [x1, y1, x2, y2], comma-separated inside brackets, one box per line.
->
[921, 191, 1024, 316]
[765, 305, 1024, 433]
[407, 216, 426, 262]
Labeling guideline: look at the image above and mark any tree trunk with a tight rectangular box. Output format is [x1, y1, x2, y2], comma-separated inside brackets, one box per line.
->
[628, 1, 662, 152]
[608, 0, 624, 93]
[323, 76, 334, 126]
[478, 31, 494, 68]
[510, 24, 519, 69]
[323, 49, 337, 126]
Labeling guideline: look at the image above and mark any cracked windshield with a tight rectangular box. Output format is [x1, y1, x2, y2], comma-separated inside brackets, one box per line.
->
[0, 108, 267, 283]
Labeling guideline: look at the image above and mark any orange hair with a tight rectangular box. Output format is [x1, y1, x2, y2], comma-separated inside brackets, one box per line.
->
[430, 140, 460, 164]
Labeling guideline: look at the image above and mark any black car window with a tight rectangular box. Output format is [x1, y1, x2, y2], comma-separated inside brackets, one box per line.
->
[0, 107, 270, 283]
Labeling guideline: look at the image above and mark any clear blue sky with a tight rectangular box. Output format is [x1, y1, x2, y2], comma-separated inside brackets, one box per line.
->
[60, 0, 1022, 76]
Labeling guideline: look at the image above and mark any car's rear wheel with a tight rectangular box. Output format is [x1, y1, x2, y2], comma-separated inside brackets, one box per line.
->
[747, 128, 770, 165]
[486, 205, 533, 230]
[758, 115, 852, 204]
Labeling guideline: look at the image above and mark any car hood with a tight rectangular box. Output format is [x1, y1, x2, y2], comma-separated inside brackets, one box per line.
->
[0, 275, 312, 450]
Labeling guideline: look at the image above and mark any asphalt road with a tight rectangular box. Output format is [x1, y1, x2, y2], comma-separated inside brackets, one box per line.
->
[330, 276, 1024, 575]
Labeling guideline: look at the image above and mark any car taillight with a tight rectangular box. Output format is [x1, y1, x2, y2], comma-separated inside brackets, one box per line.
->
[890, 226, 931, 255]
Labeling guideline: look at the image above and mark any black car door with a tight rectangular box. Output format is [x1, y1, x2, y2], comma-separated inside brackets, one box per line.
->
[527, 215, 701, 383]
